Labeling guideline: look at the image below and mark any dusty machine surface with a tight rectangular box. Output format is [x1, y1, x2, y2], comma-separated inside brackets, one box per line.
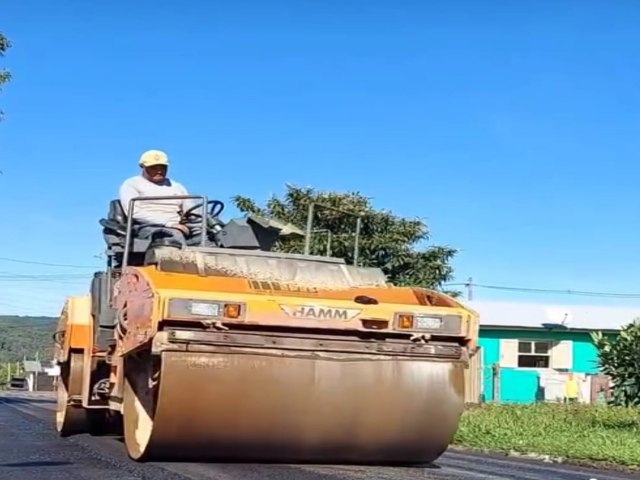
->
[53, 194, 479, 464]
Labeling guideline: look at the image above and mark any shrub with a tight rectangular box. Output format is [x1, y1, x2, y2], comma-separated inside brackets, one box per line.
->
[591, 319, 640, 407]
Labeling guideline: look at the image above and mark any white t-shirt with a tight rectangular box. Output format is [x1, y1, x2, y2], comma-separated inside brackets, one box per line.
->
[119, 175, 191, 226]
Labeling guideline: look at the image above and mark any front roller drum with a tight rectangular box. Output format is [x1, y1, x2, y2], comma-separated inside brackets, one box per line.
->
[122, 349, 465, 464]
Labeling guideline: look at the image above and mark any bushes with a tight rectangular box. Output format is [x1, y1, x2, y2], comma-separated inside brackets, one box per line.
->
[592, 320, 640, 407]
[453, 403, 640, 468]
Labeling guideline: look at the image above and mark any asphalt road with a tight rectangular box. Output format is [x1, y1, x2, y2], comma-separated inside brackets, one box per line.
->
[0, 391, 636, 480]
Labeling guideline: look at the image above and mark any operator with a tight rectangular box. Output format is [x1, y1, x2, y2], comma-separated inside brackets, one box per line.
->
[119, 149, 195, 245]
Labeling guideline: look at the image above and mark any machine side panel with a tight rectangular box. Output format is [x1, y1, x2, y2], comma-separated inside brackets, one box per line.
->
[55, 295, 94, 363]
[69, 296, 94, 350]
[156, 287, 469, 336]
[114, 267, 156, 355]
[54, 300, 71, 363]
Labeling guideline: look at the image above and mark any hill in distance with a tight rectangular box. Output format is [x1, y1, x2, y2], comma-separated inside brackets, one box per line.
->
[0, 315, 57, 327]
[0, 315, 58, 364]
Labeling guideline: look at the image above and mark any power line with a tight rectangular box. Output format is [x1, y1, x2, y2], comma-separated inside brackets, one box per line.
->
[0, 270, 90, 285]
[0, 279, 88, 285]
[0, 256, 99, 269]
[0, 271, 90, 279]
[445, 281, 640, 299]
[3, 251, 640, 298]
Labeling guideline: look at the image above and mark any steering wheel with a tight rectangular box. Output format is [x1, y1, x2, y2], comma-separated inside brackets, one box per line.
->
[181, 200, 225, 224]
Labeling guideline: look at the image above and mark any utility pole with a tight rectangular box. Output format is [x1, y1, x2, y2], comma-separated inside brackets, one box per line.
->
[465, 277, 474, 301]
[34, 351, 39, 391]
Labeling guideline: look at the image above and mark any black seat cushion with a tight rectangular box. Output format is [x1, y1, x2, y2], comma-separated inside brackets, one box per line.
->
[108, 200, 127, 225]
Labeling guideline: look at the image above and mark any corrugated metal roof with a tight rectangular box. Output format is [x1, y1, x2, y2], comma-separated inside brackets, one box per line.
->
[22, 360, 42, 372]
[467, 300, 640, 331]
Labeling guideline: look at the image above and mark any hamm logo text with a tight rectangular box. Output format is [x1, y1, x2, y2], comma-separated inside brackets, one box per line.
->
[280, 305, 361, 320]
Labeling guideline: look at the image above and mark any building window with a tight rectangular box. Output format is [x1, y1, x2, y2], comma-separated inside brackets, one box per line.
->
[517, 340, 551, 368]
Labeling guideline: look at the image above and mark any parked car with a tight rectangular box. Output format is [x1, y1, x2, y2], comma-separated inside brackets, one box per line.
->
[8, 376, 27, 390]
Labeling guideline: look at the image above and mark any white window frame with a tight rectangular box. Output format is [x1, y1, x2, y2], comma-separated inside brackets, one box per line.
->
[517, 339, 553, 369]
[499, 337, 573, 370]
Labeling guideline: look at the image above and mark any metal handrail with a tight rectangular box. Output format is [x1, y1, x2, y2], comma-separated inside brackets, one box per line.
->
[303, 202, 362, 266]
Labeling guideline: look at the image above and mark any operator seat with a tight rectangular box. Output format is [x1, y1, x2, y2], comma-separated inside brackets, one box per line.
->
[108, 200, 126, 226]
[99, 199, 183, 267]
[99, 200, 128, 237]
[100, 200, 181, 245]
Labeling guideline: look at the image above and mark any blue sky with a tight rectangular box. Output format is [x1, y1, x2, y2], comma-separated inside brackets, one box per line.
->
[1, 0, 640, 315]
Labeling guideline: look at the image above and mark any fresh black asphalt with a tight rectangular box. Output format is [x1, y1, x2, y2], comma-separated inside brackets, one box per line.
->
[0, 392, 636, 480]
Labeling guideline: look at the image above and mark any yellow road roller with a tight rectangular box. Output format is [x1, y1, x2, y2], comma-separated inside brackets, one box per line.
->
[53, 194, 479, 464]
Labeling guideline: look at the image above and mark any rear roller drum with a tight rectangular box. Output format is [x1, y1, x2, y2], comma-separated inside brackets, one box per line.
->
[56, 352, 88, 436]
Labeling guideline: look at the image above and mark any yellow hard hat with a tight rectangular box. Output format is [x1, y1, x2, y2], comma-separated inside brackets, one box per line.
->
[139, 149, 169, 167]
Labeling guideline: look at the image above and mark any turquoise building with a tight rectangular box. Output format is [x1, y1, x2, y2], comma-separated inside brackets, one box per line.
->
[466, 300, 633, 404]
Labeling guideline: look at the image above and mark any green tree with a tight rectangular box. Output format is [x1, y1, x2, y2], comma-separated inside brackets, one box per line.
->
[0, 317, 57, 365]
[591, 319, 640, 407]
[0, 31, 12, 120]
[232, 184, 460, 294]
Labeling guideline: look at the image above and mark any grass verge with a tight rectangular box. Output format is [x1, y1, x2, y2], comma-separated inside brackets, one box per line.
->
[452, 403, 640, 470]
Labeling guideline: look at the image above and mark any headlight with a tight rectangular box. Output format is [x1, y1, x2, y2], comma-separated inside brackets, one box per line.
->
[190, 301, 220, 317]
[394, 312, 461, 334]
[415, 315, 443, 330]
[167, 298, 245, 320]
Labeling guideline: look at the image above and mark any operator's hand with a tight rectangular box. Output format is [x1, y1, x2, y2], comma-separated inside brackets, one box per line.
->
[171, 224, 190, 235]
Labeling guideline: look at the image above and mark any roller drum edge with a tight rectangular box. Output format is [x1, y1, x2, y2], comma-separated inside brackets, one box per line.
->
[122, 350, 465, 464]
[56, 352, 88, 436]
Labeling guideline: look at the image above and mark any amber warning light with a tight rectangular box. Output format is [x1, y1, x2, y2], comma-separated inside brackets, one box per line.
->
[396, 313, 445, 331]
[224, 303, 242, 319]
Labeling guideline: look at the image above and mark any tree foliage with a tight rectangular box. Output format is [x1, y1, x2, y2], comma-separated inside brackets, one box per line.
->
[0, 316, 56, 365]
[591, 319, 640, 407]
[232, 184, 459, 293]
[0, 31, 11, 120]
[0, 316, 56, 388]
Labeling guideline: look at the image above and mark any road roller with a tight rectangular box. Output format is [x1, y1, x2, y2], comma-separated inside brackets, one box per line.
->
[53, 194, 479, 464]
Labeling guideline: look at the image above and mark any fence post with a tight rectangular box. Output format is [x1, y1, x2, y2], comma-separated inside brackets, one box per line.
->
[492, 363, 501, 403]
